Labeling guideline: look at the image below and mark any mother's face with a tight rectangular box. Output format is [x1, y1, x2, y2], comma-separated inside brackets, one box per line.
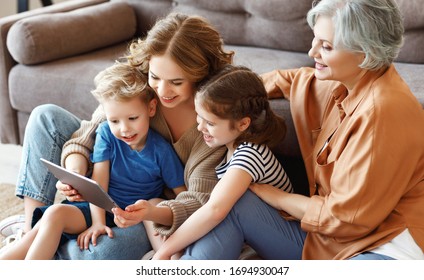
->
[148, 53, 196, 109]
[308, 16, 366, 90]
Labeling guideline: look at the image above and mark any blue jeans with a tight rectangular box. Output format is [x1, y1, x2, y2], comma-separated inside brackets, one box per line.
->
[15, 104, 152, 259]
[55, 223, 150, 260]
[349, 252, 395, 260]
[181, 190, 307, 260]
[16, 104, 81, 205]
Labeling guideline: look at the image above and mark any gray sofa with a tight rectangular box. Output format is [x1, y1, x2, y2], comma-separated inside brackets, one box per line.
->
[1, 0, 423, 195]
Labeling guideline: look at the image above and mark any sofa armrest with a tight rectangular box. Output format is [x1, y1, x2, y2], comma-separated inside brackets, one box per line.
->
[0, 0, 108, 144]
[7, 2, 136, 65]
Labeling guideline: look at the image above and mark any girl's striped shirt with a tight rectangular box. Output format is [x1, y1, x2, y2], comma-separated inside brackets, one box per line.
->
[216, 142, 293, 193]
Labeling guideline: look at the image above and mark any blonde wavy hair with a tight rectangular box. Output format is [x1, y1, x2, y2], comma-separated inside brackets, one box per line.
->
[126, 13, 233, 87]
[91, 61, 155, 104]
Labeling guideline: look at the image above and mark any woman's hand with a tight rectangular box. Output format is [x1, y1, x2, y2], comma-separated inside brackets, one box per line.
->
[77, 223, 114, 250]
[249, 183, 287, 210]
[250, 183, 309, 220]
[112, 199, 154, 228]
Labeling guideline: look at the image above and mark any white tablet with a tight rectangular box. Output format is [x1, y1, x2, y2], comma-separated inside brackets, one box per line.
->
[40, 158, 119, 213]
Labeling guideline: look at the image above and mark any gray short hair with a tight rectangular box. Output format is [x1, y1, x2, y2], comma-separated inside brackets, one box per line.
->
[307, 0, 404, 70]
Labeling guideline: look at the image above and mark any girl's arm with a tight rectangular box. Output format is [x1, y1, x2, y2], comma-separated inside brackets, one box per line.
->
[77, 160, 113, 249]
[153, 168, 253, 260]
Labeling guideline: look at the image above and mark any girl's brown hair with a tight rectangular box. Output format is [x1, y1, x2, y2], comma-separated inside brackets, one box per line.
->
[196, 65, 287, 149]
[127, 13, 234, 87]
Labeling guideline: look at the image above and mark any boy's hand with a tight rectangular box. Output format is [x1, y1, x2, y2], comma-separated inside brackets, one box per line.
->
[77, 223, 114, 250]
[59, 153, 89, 201]
[56, 180, 84, 202]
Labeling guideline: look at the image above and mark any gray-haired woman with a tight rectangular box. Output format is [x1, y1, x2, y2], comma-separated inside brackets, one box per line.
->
[181, 0, 424, 260]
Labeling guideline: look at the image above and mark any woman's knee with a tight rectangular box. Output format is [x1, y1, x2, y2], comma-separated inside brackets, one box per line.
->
[26, 105, 66, 136]
[28, 104, 65, 125]
[26, 104, 80, 143]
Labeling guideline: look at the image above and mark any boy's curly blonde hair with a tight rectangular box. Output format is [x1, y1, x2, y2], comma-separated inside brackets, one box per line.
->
[91, 61, 155, 104]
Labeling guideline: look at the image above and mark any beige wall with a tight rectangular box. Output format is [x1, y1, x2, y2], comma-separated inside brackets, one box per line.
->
[0, 0, 69, 18]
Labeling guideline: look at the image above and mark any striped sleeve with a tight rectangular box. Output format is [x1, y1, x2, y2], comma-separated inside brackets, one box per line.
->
[225, 143, 293, 193]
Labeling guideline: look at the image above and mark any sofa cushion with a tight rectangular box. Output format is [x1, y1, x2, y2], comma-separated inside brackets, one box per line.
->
[395, 0, 424, 63]
[394, 62, 424, 105]
[7, 2, 136, 65]
[172, 0, 314, 52]
[9, 43, 128, 122]
[230, 45, 314, 74]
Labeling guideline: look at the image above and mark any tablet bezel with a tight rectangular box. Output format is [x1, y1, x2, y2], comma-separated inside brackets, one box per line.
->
[40, 158, 119, 213]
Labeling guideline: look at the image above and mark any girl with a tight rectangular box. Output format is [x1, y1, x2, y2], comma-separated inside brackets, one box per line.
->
[153, 65, 293, 260]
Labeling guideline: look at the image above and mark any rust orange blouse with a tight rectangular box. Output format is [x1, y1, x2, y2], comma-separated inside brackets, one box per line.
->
[261, 65, 424, 259]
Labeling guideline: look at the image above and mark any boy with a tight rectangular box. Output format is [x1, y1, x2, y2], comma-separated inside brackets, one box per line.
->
[0, 62, 185, 259]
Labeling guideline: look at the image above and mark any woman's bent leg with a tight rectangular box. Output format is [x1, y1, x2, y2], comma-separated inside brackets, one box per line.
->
[55, 223, 152, 260]
[15, 104, 81, 231]
[182, 190, 306, 260]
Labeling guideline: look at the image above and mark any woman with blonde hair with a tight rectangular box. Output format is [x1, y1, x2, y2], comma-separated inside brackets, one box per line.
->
[5, 12, 234, 259]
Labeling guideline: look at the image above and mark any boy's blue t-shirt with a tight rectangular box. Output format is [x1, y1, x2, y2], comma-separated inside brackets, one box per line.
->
[90, 122, 185, 209]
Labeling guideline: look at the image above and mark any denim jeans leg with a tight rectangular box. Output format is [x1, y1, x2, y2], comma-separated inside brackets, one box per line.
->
[55, 223, 152, 260]
[181, 208, 246, 260]
[15, 104, 82, 205]
[182, 190, 306, 260]
[349, 252, 395, 260]
[232, 190, 306, 260]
